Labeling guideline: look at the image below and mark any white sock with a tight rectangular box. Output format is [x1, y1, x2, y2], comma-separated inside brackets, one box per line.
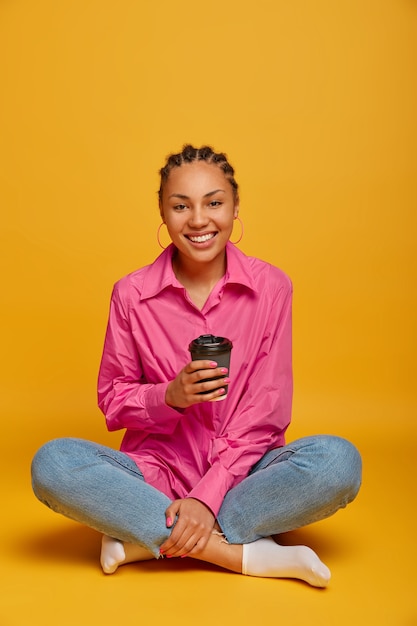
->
[100, 535, 153, 574]
[242, 537, 331, 588]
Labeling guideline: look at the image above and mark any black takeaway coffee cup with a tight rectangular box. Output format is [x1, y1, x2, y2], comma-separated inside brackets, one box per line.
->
[189, 334, 233, 401]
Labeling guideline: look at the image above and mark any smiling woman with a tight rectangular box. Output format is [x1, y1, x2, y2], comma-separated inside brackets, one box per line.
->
[31, 144, 362, 588]
[161, 165, 239, 306]
[158, 146, 240, 308]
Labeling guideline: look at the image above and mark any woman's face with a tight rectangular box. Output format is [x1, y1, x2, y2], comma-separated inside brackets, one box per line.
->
[160, 161, 239, 268]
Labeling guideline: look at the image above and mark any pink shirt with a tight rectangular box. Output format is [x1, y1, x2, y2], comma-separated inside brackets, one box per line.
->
[98, 243, 293, 516]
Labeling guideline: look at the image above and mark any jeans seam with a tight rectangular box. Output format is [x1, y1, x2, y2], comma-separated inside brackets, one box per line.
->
[250, 447, 297, 473]
[97, 452, 144, 479]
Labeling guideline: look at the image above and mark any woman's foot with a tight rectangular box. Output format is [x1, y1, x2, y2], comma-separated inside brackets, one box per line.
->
[242, 537, 331, 587]
[101, 533, 330, 588]
[100, 535, 153, 574]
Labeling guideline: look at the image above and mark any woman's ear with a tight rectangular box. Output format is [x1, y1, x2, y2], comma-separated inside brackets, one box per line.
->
[233, 198, 240, 219]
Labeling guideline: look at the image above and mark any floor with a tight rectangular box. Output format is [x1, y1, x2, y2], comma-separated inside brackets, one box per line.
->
[2, 394, 416, 626]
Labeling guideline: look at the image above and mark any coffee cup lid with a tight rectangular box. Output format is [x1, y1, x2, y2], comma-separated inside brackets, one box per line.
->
[189, 334, 233, 353]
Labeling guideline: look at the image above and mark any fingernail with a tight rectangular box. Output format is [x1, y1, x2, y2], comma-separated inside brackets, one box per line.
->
[166, 555, 173, 559]
[166, 517, 172, 526]
[159, 548, 165, 554]
[223, 378, 231, 384]
[209, 361, 218, 367]
[181, 555, 188, 559]
[220, 367, 228, 374]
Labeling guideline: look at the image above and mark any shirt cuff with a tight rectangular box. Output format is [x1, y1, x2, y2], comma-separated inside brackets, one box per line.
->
[187, 464, 237, 517]
[145, 382, 185, 425]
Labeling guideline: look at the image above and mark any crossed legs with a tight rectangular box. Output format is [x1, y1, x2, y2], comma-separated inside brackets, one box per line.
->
[32, 436, 361, 588]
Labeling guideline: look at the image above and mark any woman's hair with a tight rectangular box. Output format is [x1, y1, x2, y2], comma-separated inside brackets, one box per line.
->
[158, 144, 239, 203]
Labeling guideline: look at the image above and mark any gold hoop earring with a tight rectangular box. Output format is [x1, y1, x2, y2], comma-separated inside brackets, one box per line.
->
[230, 216, 244, 245]
[157, 223, 170, 249]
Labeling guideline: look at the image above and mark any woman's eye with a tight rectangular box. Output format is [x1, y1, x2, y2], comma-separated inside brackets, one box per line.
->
[174, 204, 187, 211]
[209, 200, 222, 207]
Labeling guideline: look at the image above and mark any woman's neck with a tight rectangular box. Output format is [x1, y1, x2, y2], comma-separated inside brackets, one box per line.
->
[172, 251, 227, 305]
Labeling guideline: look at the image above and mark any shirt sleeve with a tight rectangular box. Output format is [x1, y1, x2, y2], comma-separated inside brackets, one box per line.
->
[97, 283, 183, 434]
[187, 277, 293, 516]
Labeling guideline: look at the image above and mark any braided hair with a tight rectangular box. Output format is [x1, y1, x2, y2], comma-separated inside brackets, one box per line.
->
[158, 144, 239, 203]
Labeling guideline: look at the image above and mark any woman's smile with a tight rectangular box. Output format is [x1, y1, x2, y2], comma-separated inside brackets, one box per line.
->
[185, 232, 218, 245]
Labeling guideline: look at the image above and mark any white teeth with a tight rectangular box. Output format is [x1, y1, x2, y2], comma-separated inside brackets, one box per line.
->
[188, 233, 215, 243]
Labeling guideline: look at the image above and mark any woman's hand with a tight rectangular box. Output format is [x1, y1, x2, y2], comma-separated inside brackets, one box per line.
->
[165, 360, 229, 408]
[159, 498, 216, 557]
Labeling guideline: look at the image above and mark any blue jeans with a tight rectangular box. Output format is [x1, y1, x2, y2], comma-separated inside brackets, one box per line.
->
[31, 435, 361, 559]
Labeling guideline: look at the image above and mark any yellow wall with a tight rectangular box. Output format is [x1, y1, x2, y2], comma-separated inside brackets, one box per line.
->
[1, 0, 416, 450]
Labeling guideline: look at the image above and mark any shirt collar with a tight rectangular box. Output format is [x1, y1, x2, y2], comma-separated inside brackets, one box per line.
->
[140, 242, 258, 301]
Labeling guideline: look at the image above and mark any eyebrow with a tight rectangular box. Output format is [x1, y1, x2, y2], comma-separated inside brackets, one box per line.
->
[168, 189, 226, 200]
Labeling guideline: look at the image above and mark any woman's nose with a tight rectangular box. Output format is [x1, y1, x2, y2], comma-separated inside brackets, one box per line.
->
[189, 207, 209, 227]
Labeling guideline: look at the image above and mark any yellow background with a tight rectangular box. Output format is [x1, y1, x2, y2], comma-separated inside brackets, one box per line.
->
[1, 1, 416, 624]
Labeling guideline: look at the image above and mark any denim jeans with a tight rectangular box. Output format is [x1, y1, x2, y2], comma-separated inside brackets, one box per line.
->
[31, 435, 361, 559]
